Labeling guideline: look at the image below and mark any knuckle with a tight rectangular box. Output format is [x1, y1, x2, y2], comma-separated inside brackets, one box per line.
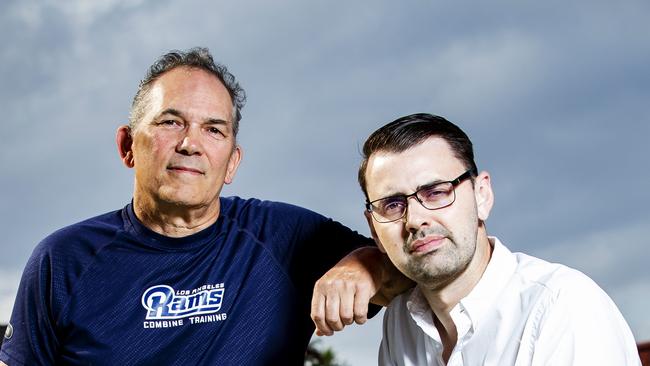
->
[354, 316, 367, 325]
[314, 279, 326, 290]
[354, 309, 368, 318]
[340, 308, 353, 318]
[325, 318, 343, 329]
[325, 314, 339, 323]
[317, 280, 333, 290]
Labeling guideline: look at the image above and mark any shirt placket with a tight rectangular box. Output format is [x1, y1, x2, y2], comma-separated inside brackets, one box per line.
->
[447, 304, 474, 366]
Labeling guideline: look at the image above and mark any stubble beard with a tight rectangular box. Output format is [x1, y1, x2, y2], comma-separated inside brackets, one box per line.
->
[402, 227, 477, 291]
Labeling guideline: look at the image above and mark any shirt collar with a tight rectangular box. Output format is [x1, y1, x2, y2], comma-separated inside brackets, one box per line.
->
[404, 237, 517, 339]
[406, 286, 441, 342]
[458, 236, 517, 332]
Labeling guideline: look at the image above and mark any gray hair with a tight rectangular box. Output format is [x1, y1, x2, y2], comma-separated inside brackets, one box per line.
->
[128, 47, 246, 136]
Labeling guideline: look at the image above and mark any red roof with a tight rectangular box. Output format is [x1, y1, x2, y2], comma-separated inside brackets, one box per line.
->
[639, 341, 650, 366]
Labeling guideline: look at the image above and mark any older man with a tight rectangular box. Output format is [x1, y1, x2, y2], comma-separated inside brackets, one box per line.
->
[359, 113, 640, 365]
[0, 48, 400, 365]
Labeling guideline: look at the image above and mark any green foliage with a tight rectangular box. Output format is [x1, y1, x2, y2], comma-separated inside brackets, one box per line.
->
[304, 340, 349, 366]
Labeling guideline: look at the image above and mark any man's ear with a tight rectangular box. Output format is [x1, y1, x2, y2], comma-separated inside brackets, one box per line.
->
[474, 171, 494, 222]
[116, 125, 135, 168]
[364, 210, 387, 253]
[224, 145, 243, 185]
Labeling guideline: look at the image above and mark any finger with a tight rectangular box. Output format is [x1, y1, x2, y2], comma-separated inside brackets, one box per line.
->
[311, 293, 333, 336]
[338, 282, 356, 326]
[324, 287, 344, 332]
[353, 285, 371, 325]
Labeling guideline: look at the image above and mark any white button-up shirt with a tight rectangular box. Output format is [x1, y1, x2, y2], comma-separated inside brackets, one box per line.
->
[379, 237, 640, 365]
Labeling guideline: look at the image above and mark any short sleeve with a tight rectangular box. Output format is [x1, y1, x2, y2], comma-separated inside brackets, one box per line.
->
[1, 243, 59, 365]
[284, 210, 375, 301]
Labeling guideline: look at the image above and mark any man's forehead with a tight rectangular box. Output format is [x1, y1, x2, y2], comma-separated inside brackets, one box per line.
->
[153, 67, 229, 97]
[368, 137, 459, 170]
[147, 67, 234, 120]
[366, 137, 465, 195]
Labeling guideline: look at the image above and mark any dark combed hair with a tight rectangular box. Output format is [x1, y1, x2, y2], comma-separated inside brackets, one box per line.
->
[358, 113, 478, 198]
[129, 47, 246, 136]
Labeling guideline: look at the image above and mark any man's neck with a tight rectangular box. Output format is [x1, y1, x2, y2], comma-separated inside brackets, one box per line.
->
[133, 194, 221, 238]
[419, 233, 493, 362]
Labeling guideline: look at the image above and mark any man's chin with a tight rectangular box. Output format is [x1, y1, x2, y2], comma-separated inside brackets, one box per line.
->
[406, 257, 461, 287]
[158, 195, 211, 209]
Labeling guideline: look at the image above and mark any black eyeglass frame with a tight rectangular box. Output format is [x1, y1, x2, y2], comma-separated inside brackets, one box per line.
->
[365, 168, 477, 223]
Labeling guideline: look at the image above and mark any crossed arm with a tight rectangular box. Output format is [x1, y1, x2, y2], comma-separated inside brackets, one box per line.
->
[310, 246, 413, 336]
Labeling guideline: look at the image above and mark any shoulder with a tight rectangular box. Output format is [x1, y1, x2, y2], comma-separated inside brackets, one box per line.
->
[511, 250, 635, 337]
[218, 196, 345, 245]
[510, 251, 608, 303]
[218, 198, 371, 286]
[34, 208, 125, 260]
[13, 208, 127, 337]
[383, 288, 418, 331]
[221, 196, 325, 220]
[508, 253, 639, 363]
[23, 208, 127, 299]
[218, 195, 368, 252]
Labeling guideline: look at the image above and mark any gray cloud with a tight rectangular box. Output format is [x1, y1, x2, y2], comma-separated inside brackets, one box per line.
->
[1, 0, 649, 363]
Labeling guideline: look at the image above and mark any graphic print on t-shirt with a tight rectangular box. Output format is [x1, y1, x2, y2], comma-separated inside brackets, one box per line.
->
[141, 283, 227, 328]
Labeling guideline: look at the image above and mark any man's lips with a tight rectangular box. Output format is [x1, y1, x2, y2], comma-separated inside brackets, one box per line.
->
[167, 166, 204, 175]
[409, 236, 446, 254]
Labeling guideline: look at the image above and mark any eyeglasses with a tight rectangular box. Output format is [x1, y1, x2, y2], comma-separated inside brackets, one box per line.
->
[365, 168, 476, 223]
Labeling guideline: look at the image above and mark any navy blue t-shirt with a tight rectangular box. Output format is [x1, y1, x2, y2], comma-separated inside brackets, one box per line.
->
[1, 196, 374, 365]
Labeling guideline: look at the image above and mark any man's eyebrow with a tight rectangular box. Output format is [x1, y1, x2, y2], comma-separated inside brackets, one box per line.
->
[379, 178, 447, 199]
[156, 109, 230, 126]
[157, 108, 184, 119]
[205, 118, 229, 126]
[415, 178, 446, 192]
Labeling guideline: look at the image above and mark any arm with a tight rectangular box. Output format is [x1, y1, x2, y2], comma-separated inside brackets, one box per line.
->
[310, 246, 413, 336]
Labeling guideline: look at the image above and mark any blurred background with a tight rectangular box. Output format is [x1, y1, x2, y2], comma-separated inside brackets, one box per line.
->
[1, 1, 649, 364]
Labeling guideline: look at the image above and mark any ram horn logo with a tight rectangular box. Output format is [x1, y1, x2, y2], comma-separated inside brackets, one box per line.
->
[141, 285, 224, 320]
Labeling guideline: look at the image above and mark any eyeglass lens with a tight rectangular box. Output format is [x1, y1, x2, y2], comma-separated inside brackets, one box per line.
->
[372, 182, 455, 222]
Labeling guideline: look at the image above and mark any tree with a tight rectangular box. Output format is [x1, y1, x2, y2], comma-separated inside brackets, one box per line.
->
[304, 340, 349, 366]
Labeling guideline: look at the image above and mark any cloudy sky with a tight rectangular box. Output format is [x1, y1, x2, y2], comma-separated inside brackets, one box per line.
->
[1, 0, 649, 364]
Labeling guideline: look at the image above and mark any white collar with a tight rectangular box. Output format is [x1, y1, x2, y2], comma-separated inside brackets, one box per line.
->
[405, 237, 517, 339]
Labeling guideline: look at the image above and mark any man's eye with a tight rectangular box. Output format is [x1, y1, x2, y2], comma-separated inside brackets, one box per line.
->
[381, 198, 405, 212]
[420, 185, 449, 201]
[159, 119, 180, 126]
[208, 127, 225, 136]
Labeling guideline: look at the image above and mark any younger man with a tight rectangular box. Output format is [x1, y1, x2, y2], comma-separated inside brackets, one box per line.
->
[359, 113, 640, 365]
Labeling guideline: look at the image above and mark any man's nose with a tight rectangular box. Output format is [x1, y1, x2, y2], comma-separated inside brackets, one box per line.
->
[176, 125, 202, 155]
[404, 196, 430, 233]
